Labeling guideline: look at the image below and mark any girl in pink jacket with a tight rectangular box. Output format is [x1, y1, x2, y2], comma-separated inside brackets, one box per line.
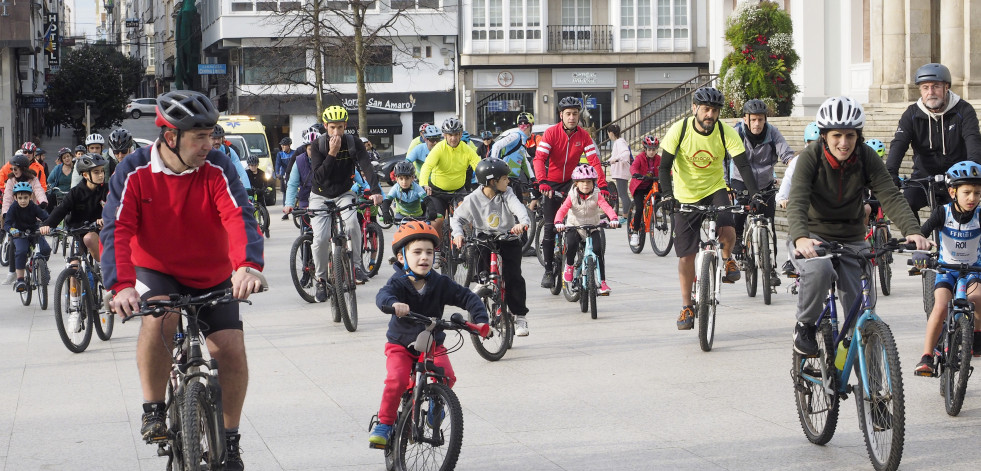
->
[555, 164, 620, 294]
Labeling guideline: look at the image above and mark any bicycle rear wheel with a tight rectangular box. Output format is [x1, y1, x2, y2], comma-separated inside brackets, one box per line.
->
[854, 319, 905, 471]
[471, 286, 512, 361]
[586, 258, 598, 320]
[744, 230, 758, 298]
[395, 383, 463, 471]
[792, 320, 840, 444]
[649, 202, 674, 257]
[534, 223, 547, 267]
[626, 206, 645, 254]
[760, 226, 773, 306]
[290, 234, 317, 303]
[53, 268, 93, 353]
[181, 381, 226, 471]
[362, 222, 385, 278]
[256, 204, 271, 239]
[334, 248, 358, 332]
[521, 205, 536, 255]
[697, 253, 717, 352]
[942, 313, 973, 416]
[37, 259, 50, 310]
[874, 227, 892, 296]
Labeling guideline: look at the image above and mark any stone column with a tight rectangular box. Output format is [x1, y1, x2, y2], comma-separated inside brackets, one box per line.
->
[941, 0, 966, 96]
[905, 0, 932, 101]
[964, 0, 981, 99]
[872, 0, 907, 103]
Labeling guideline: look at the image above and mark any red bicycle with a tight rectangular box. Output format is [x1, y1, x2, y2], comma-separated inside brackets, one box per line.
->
[864, 197, 893, 296]
[357, 198, 386, 278]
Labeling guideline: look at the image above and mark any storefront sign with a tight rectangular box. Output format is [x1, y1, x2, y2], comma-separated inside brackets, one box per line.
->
[24, 96, 47, 108]
[327, 91, 454, 113]
[198, 64, 227, 75]
[474, 70, 538, 90]
[585, 97, 597, 109]
[552, 69, 615, 89]
[44, 13, 59, 66]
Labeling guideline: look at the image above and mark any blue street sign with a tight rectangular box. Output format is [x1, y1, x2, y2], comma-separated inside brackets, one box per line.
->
[198, 64, 227, 75]
[585, 97, 597, 109]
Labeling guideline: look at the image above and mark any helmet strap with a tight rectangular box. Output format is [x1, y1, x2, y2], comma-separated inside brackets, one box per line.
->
[161, 128, 191, 171]
[400, 246, 432, 280]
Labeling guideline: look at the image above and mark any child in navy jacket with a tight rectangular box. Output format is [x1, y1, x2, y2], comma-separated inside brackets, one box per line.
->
[3, 182, 50, 292]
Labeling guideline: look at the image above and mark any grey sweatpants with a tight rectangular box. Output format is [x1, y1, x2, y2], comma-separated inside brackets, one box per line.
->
[788, 235, 873, 324]
[310, 192, 361, 281]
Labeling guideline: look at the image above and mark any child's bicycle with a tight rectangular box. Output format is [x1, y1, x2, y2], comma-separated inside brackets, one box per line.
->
[560, 222, 614, 319]
[356, 197, 386, 278]
[248, 188, 271, 239]
[626, 178, 674, 256]
[791, 240, 913, 471]
[459, 232, 521, 361]
[902, 174, 947, 316]
[50, 223, 113, 353]
[909, 254, 979, 416]
[9, 230, 51, 310]
[864, 197, 894, 296]
[369, 310, 489, 471]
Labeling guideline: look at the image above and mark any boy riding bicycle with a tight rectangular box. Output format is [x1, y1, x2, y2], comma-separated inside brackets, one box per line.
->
[380, 161, 428, 224]
[368, 222, 488, 447]
[39, 154, 109, 265]
[912, 161, 981, 375]
[555, 164, 621, 294]
[3, 182, 51, 293]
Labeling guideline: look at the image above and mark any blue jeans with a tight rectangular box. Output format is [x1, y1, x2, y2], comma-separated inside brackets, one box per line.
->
[13, 236, 51, 270]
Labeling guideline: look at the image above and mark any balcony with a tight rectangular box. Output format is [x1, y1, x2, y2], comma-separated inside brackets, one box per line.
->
[546, 25, 612, 53]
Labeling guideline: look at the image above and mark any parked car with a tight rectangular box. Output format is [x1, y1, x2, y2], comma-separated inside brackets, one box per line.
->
[126, 99, 157, 119]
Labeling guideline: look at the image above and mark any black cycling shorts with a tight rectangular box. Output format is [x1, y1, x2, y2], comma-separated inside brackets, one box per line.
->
[673, 188, 735, 257]
[135, 267, 242, 336]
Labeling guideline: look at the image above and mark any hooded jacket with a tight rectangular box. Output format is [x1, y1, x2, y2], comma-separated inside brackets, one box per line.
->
[43, 181, 107, 228]
[886, 91, 981, 183]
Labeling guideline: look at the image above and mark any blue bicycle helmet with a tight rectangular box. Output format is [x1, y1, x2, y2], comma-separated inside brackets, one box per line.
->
[803, 122, 820, 143]
[12, 181, 33, 194]
[423, 125, 441, 139]
[946, 161, 981, 186]
[461, 131, 472, 143]
[865, 139, 885, 158]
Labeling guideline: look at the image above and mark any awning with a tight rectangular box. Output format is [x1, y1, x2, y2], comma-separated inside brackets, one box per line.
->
[346, 113, 404, 136]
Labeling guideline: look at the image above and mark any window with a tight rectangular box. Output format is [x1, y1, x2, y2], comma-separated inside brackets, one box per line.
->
[392, 0, 438, 9]
[242, 47, 306, 85]
[509, 0, 541, 40]
[324, 46, 393, 83]
[229, 0, 303, 11]
[472, 0, 504, 40]
[562, 0, 591, 25]
[656, 0, 689, 50]
[621, 0, 653, 45]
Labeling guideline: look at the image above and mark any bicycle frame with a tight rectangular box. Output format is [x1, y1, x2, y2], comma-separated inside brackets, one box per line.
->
[693, 216, 725, 305]
[570, 230, 601, 292]
[811, 275, 881, 398]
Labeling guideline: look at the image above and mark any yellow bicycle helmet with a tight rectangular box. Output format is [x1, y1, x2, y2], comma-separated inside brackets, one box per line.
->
[322, 106, 349, 123]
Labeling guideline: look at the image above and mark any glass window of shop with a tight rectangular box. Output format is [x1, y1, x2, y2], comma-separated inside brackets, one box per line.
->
[474, 91, 534, 135]
[554, 91, 612, 138]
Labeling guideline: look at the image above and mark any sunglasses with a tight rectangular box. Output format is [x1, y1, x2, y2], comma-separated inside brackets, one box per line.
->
[426, 137, 442, 143]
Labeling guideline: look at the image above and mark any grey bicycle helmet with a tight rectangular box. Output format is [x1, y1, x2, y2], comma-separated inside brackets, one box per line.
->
[75, 153, 108, 173]
[74, 145, 86, 153]
[246, 154, 259, 167]
[693, 87, 725, 108]
[108, 128, 133, 152]
[742, 99, 768, 116]
[915, 63, 952, 85]
[211, 124, 226, 138]
[475, 158, 510, 185]
[155, 90, 219, 131]
[815, 96, 865, 130]
[394, 160, 416, 177]
[441, 117, 464, 134]
[557, 96, 583, 111]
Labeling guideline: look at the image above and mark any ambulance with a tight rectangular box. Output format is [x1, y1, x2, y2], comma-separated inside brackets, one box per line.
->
[218, 115, 276, 204]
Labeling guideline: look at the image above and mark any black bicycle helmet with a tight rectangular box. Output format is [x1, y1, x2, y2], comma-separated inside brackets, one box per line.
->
[742, 99, 768, 116]
[74, 145, 86, 153]
[211, 124, 226, 138]
[35, 148, 46, 156]
[441, 117, 464, 134]
[394, 160, 415, 177]
[109, 128, 134, 152]
[693, 87, 725, 108]
[915, 63, 952, 85]
[557, 96, 583, 111]
[475, 158, 510, 185]
[279, 137, 293, 146]
[10, 154, 30, 169]
[246, 155, 259, 167]
[75, 153, 108, 173]
[155, 90, 219, 131]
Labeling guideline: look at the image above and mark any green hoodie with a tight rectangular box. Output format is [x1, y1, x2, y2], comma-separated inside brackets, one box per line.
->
[787, 140, 920, 243]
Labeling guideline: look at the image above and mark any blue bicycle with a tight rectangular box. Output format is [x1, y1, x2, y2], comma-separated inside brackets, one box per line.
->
[791, 240, 911, 471]
[559, 222, 614, 319]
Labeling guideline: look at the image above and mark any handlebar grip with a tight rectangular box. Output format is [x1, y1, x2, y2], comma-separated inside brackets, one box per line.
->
[795, 248, 827, 259]
[450, 312, 490, 338]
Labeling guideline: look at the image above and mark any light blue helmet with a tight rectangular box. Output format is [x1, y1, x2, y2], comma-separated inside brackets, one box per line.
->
[461, 131, 471, 143]
[803, 122, 820, 143]
[12, 181, 33, 194]
[946, 161, 981, 187]
[865, 139, 885, 158]
[423, 125, 441, 139]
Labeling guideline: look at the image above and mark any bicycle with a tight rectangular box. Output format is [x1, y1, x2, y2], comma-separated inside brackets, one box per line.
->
[626, 178, 674, 256]
[292, 202, 360, 332]
[909, 254, 979, 416]
[534, 190, 566, 268]
[677, 203, 745, 352]
[0, 230, 10, 267]
[902, 175, 947, 316]
[864, 197, 894, 296]
[369, 310, 489, 471]
[357, 198, 386, 278]
[739, 187, 779, 305]
[458, 232, 520, 361]
[248, 187, 271, 239]
[121, 276, 267, 471]
[791, 240, 912, 471]
[430, 188, 469, 279]
[51, 223, 113, 353]
[288, 209, 317, 304]
[8, 230, 51, 310]
[560, 222, 614, 320]
[511, 180, 539, 256]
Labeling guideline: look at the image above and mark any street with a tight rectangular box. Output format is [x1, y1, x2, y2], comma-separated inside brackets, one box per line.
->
[2, 186, 981, 470]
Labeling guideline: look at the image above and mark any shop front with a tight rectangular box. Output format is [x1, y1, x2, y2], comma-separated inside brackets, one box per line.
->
[471, 70, 538, 135]
[328, 91, 455, 156]
[552, 69, 616, 138]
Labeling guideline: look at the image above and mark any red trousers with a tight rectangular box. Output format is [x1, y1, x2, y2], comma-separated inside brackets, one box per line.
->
[377, 342, 456, 425]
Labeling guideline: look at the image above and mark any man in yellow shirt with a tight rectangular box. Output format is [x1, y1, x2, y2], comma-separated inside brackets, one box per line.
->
[657, 87, 760, 330]
[419, 117, 481, 235]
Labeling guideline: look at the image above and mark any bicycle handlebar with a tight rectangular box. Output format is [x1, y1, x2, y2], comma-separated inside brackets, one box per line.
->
[121, 272, 269, 323]
[380, 308, 490, 338]
[560, 221, 614, 231]
[905, 253, 981, 274]
[678, 204, 746, 215]
[795, 239, 916, 260]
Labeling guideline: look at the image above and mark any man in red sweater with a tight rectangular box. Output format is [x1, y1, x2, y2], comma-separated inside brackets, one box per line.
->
[101, 90, 264, 471]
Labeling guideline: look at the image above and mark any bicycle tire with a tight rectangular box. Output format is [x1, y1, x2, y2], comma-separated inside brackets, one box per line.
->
[53, 268, 93, 353]
[37, 259, 50, 310]
[289, 234, 317, 303]
[94, 280, 114, 341]
[650, 202, 674, 257]
[922, 271, 936, 319]
[549, 256, 563, 296]
[439, 221, 456, 278]
[0, 237, 9, 267]
[181, 381, 226, 471]
[744, 229, 758, 298]
[256, 203, 271, 239]
[792, 319, 840, 445]
[586, 258, 598, 319]
[760, 225, 773, 306]
[394, 383, 463, 471]
[534, 223, 547, 267]
[697, 253, 717, 352]
[521, 205, 536, 255]
[20, 267, 32, 306]
[471, 287, 512, 361]
[854, 319, 905, 471]
[626, 206, 645, 254]
[943, 312, 973, 416]
[452, 244, 474, 288]
[166, 382, 186, 471]
[874, 227, 892, 296]
[333, 247, 357, 332]
[363, 222, 385, 277]
[578, 274, 589, 313]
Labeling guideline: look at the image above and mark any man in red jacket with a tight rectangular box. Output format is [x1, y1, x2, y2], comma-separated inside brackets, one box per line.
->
[102, 90, 264, 471]
[533, 96, 609, 289]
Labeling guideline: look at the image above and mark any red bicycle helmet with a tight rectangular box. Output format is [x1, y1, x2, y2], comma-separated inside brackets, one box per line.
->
[642, 136, 660, 149]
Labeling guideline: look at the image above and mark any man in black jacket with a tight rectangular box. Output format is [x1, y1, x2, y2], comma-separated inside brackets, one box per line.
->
[308, 106, 382, 300]
[886, 62, 981, 214]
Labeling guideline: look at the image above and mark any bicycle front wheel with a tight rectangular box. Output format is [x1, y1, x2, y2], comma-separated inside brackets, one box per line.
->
[942, 313, 973, 416]
[649, 202, 674, 257]
[37, 259, 50, 310]
[256, 204, 271, 239]
[362, 222, 385, 278]
[854, 319, 905, 471]
[471, 287, 512, 361]
[290, 233, 318, 303]
[395, 383, 464, 471]
[20, 268, 32, 306]
[181, 381, 226, 471]
[697, 253, 717, 352]
[586, 258, 598, 319]
[534, 223, 547, 267]
[744, 230, 758, 298]
[792, 320, 840, 444]
[53, 268, 93, 353]
[333, 248, 358, 332]
[874, 227, 892, 296]
[760, 225, 773, 306]
[922, 271, 936, 319]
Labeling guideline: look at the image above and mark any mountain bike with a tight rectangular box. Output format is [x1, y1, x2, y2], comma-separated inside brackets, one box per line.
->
[369, 311, 489, 471]
[288, 209, 318, 304]
[909, 255, 979, 416]
[865, 197, 894, 296]
[534, 190, 566, 268]
[791, 240, 912, 471]
[51, 223, 113, 352]
[561, 222, 613, 319]
[512, 180, 539, 256]
[903, 175, 947, 316]
[121, 276, 266, 471]
[678, 203, 745, 352]
[357, 198, 386, 278]
[740, 187, 778, 305]
[431, 188, 469, 279]
[0, 231, 9, 267]
[248, 188, 271, 239]
[10, 231, 51, 310]
[459, 232, 520, 361]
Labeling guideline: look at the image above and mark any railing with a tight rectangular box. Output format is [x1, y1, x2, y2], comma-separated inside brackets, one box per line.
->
[596, 74, 718, 159]
[547, 25, 613, 52]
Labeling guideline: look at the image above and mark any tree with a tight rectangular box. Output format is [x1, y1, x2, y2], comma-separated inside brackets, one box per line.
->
[718, 1, 800, 117]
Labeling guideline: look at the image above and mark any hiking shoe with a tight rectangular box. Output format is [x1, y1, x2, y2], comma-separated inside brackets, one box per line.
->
[723, 258, 741, 283]
[677, 306, 695, 330]
[974, 332, 981, 358]
[782, 260, 798, 278]
[140, 402, 167, 442]
[515, 316, 529, 336]
[914, 354, 936, 377]
[793, 322, 818, 357]
[1, 272, 14, 285]
[369, 423, 393, 447]
[355, 264, 369, 284]
[540, 270, 554, 289]
[225, 432, 244, 471]
[563, 265, 574, 282]
[629, 233, 640, 246]
[13, 280, 26, 293]
[599, 281, 611, 295]
[315, 279, 328, 302]
[427, 400, 445, 429]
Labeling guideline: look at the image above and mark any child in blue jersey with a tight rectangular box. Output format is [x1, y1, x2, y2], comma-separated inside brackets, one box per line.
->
[913, 161, 981, 376]
[380, 161, 428, 224]
[351, 167, 371, 195]
[406, 125, 442, 173]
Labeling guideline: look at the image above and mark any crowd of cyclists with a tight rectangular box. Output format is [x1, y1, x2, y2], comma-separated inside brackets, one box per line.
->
[4, 59, 981, 470]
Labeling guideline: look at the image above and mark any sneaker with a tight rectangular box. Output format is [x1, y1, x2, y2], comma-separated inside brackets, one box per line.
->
[563, 265, 574, 282]
[140, 402, 167, 442]
[793, 322, 819, 357]
[70, 296, 80, 311]
[770, 268, 782, 287]
[914, 354, 936, 376]
[629, 233, 640, 246]
[427, 400, 445, 429]
[974, 332, 981, 358]
[368, 423, 393, 447]
[1, 272, 14, 285]
[599, 281, 611, 295]
[723, 258, 741, 283]
[355, 264, 369, 284]
[13, 280, 26, 293]
[540, 270, 554, 289]
[299, 271, 311, 287]
[68, 312, 82, 333]
[677, 306, 695, 330]
[224, 432, 244, 471]
[782, 260, 798, 278]
[515, 316, 529, 336]
[315, 279, 328, 303]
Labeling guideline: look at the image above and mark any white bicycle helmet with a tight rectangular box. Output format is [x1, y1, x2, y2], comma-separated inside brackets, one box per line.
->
[815, 96, 864, 131]
[85, 133, 106, 146]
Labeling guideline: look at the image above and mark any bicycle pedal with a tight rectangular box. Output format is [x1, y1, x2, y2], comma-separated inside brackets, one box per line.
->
[913, 369, 937, 378]
[368, 442, 387, 450]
